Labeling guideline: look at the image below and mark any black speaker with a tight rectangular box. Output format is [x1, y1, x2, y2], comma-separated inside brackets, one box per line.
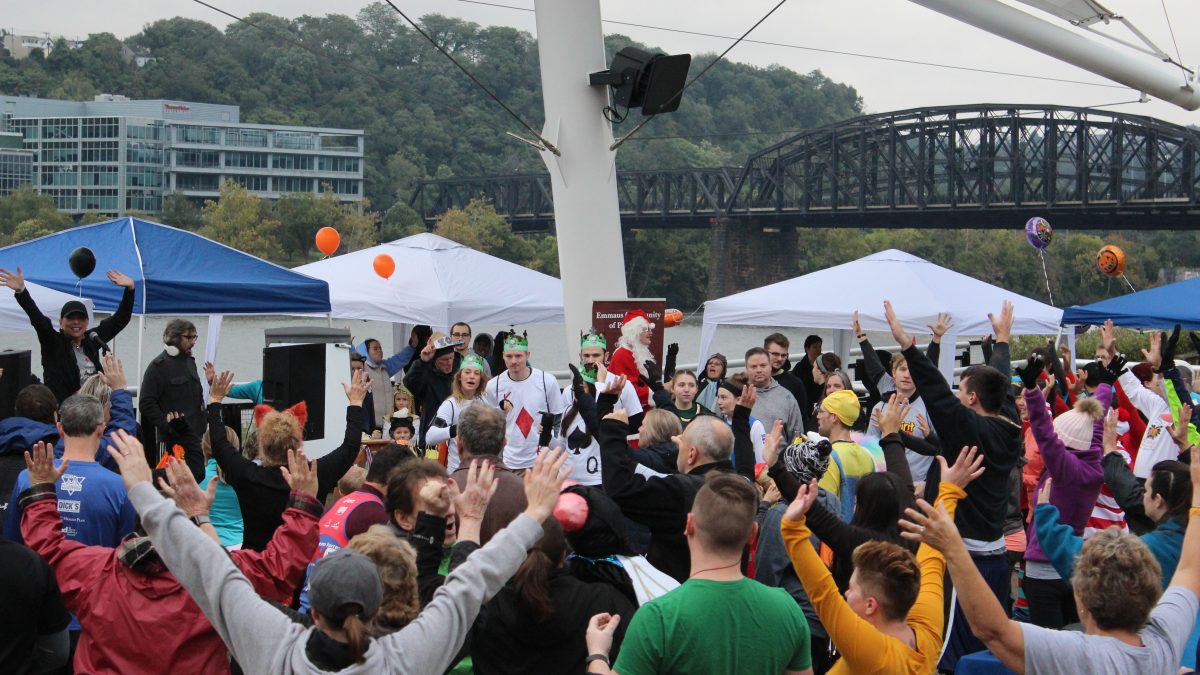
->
[262, 343, 326, 440]
[0, 350, 32, 420]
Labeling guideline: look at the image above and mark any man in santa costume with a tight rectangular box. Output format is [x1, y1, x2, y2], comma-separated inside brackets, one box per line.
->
[608, 310, 657, 409]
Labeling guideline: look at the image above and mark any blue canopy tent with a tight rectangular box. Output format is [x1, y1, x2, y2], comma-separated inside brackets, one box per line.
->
[1061, 276, 1200, 329]
[0, 217, 330, 315]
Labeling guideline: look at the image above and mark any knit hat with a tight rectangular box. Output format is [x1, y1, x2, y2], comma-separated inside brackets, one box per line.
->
[816, 352, 842, 374]
[781, 432, 833, 484]
[1131, 362, 1154, 383]
[308, 548, 382, 620]
[1052, 397, 1104, 451]
[821, 389, 860, 426]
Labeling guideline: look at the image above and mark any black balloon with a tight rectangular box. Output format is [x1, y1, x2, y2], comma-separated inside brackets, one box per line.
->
[68, 247, 96, 279]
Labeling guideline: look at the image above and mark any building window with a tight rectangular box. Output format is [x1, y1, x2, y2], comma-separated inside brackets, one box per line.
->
[80, 189, 119, 211]
[320, 134, 359, 152]
[126, 192, 162, 212]
[232, 174, 268, 191]
[176, 126, 222, 144]
[81, 166, 118, 187]
[46, 189, 78, 210]
[274, 131, 314, 150]
[41, 141, 79, 163]
[81, 141, 119, 163]
[175, 174, 221, 191]
[126, 167, 163, 188]
[225, 151, 269, 169]
[227, 129, 268, 147]
[274, 176, 312, 193]
[11, 119, 39, 140]
[322, 179, 360, 196]
[318, 156, 360, 172]
[127, 124, 162, 140]
[42, 119, 78, 140]
[176, 150, 220, 168]
[127, 143, 164, 165]
[0, 153, 33, 195]
[271, 154, 314, 171]
[81, 118, 119, 139]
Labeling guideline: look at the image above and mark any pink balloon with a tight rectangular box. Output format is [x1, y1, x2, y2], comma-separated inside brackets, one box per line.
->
[553, 492, 589, 533]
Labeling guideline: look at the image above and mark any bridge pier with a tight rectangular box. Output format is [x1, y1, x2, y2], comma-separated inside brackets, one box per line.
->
[706, 221, 798, 299]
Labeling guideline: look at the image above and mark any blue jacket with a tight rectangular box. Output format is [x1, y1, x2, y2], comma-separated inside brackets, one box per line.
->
[353, 342, 414, 376]
[1035, 503, 1186, 586]
[0, 417, 58, 456]
[50, 389, 137, 472]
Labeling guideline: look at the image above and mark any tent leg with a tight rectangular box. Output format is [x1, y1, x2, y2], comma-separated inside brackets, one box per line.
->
[136, 314, 145, 391]
[697, 321, 719, 368]
[831, 329, 852, 377]
[938, 332, 958, 384]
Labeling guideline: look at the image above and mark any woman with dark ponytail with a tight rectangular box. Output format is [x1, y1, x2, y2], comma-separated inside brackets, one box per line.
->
[470, 518, 636, 674]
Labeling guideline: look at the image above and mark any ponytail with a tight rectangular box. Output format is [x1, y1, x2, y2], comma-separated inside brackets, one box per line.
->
[340, 612, 371, 664]
[512, 518, 565, 623]
[1149, 460, 1192, 522]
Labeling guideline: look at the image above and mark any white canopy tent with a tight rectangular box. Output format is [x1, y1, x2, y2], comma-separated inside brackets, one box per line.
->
[294, 233, 565, 328]
[0, 282, 94, 334]
[699, 249, 1065, 379]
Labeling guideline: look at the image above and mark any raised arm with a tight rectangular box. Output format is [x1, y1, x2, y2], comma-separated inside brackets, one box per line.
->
[424, 398, 457, 448]
[94, 273, 135, 342]
[314, 370, 368, 501]
[205, 372, 260, 488]
[2, 267, 55, 340]
[1167, 445, 1200, 597]
[731, 386, 756, 479]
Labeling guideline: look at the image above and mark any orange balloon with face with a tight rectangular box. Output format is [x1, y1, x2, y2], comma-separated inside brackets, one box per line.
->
[1097, 245, 1126, 277]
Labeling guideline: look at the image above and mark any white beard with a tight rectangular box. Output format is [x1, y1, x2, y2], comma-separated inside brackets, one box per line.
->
[620, 340, 654, 377]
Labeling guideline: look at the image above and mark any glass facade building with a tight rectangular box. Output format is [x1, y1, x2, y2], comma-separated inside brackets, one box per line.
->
[0, 132, 34, 196]
[1, 96, 364, 216]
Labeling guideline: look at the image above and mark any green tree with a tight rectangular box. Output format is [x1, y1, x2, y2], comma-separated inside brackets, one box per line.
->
[78, 211, 108, 225]
[0, 185, 71, 242]
[433, 198, 559, 274]
[159, 194, 203, 230]
[199, 180, 283, 260]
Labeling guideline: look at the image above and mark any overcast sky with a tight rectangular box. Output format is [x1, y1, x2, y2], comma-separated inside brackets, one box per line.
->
[7, 0, 1199, 126]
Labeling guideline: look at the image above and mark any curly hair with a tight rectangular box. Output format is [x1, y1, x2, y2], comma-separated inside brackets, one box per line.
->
[1073, 528, 1162, 631]
[851, 540, 921, 622]
[347, 525, 420, 636]
[257, 410, 302, 467]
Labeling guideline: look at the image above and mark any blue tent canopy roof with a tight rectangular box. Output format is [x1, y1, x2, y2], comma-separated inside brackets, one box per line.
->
[0, 217, 330, 315]
[1060, 276, 1200, 329]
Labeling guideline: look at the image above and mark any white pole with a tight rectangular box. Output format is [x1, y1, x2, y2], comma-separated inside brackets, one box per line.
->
[136, 314, 144, 391]
[534, 0, 629, 359]
[909, 0, 1200, 110]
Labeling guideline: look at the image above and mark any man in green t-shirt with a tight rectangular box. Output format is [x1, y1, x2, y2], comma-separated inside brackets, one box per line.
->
[583, 473, 813, 675]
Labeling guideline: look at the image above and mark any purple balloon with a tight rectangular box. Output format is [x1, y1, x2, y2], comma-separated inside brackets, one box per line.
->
[1025, 217, 1052, 250]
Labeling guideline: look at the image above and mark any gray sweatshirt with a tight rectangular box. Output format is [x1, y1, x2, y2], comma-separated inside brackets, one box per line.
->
[752, 379, 805, 440]
[129, 482, 543, 674]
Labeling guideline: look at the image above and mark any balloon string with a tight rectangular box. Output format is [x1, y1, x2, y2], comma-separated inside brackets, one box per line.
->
[1120, 274, 1137, 293]
[1038, 250, 1055, 306]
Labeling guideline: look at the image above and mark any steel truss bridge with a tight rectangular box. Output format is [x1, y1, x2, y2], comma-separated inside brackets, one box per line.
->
[410, 104, 1200, 231]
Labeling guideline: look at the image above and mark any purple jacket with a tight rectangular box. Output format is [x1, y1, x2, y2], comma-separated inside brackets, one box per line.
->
[1023, 384, 1111, 564]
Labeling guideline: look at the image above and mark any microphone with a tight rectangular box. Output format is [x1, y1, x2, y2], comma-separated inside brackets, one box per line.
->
[86, 330, 109, 355]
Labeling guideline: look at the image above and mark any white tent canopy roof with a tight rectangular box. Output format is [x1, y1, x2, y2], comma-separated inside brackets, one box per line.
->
[294, 233, 564, 327]
[700, 249, 1063, 365]
[0, 282, 94, 334]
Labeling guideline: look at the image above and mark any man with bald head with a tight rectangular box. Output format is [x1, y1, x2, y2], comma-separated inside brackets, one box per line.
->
[599, 404, 754, 583]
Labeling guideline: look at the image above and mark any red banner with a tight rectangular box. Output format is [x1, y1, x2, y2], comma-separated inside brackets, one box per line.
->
[591, 299, 666, 367]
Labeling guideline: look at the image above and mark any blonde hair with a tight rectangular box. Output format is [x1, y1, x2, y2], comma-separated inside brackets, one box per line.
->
[640, 409, 683, 446]
[451, 366, 489, 402]
[390, 385, 415, 417]
[202, 425, 240, 461]
[257, 411, 302, 467]
[347, 525, 420, 636]
[78, 374, 111, 409]
[1073, 528, 1162, 631]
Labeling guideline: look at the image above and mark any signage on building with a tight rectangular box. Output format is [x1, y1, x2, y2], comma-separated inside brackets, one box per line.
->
[163, 103, 191, 112]
[591, 299, 666, 367]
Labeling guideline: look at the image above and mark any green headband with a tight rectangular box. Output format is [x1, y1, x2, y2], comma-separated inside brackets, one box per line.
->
[580, 329, 606, 350]
[503, 331, 529, 352]
[459, 354, 487, 372]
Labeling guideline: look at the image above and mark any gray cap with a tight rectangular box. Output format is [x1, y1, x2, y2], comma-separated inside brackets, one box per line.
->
[308, 548, 382, 620]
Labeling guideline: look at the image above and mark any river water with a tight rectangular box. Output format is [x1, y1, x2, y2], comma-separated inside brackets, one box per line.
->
[0, 314, 893, 384]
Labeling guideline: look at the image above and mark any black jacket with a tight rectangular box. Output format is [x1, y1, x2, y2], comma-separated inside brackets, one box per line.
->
[14, 286, 134, 403]
[773, 369, 810, 430]
[470, 570, 635, 675]
[904, 343, 1022, 543]
[403, 355, 457, 446]
[599, 408, 755, 582]
[791, 355, 822, 428]
[138, 350, 205, 441]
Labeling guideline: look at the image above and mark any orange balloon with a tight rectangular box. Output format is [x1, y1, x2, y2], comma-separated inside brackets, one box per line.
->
[663, 308, 684, 327]
[373, 253, 396, 279]
[1097, 245, 1126, 277]
[315, 227, 340, 255]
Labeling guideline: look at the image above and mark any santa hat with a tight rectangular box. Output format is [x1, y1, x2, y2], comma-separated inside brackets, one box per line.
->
[620, 310, 654, 338]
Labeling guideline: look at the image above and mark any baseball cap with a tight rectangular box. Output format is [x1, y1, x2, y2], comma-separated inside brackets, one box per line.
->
[60, 300, 88, 320]
[308, 548, 382, 620]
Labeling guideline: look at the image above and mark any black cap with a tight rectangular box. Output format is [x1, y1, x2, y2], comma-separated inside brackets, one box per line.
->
[60, 300, 88, 320]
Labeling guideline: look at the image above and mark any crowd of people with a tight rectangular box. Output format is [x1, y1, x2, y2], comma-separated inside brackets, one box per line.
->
[0, 263, 1199, 675]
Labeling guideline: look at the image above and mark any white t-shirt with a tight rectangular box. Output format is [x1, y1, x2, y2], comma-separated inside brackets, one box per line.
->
[721, 414, 767, 464]
[483, 366, 565, 469]
[1020, 586, 1197, 674]
[556, 375, 643, 486]
[1120, 371, 1179, 478]
[424, 397, 480, 473]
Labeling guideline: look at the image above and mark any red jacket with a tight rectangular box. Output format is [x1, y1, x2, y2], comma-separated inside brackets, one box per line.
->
[608, 345, 650, 407]
[21, 487, 321, 674]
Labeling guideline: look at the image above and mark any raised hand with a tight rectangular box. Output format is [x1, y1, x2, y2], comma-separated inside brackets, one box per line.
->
[1036, 477, 1053, 506]
[209, 369, 234, 403]
[601, 374, 628, 397]
[602, 408, 629, 424]
[928, 312, 952, 343]
[99, 354, 126, 390]
[737, 384, 757, 410]
[0, 267, 25, 293]
[1016, 354, 1043, 390]
[1170, 404, 1194, 451]
[899, 498, 961, 553]
[879, 394, 911, 436]
[450, 459, 498, 523]
[782, 479, 821, 521]
[1100, 319, 1118, 360]
[343, 368, 368, 406]
[24, 441, 67, 485]
[106, 429, 153, 491]
[420, 339, 435, 362]
[523, 447, 571, 522]
[204, 361, 215, 386]
[279, 448, 318, 499]
[883, 300, 912, 349]
[568, 363, 586, 393]
[158, 457, 216, 517]
[1158, 324, 1182, 373]
[939, 446, 985, 488]
[916, 413, 931, 437]
[762, 419, 784, 467]
[106, 270, 135, 289]
[1102, 408, 1119, 455]
[418, 478, 452, 518]
[1141, 331, 1163, 371]
[852, 310, 864, 340]
[988, 300, 1014, 344]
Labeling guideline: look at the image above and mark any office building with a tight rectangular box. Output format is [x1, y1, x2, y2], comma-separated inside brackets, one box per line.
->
[0, 132, 34, 196]
[1, 95, 364, 215]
